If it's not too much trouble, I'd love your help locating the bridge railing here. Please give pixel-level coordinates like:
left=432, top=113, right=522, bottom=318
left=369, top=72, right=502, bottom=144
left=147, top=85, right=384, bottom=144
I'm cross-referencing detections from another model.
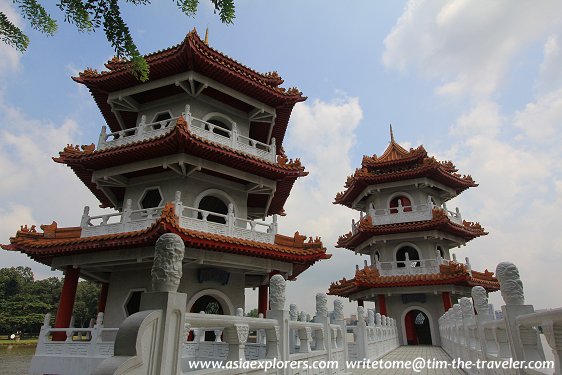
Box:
left=439, top=261, right=562, bottom=375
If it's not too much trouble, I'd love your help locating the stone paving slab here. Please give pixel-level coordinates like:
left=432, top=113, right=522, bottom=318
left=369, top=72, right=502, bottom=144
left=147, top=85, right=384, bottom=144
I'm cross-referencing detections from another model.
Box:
left=349, top=346, right=465, bottom=375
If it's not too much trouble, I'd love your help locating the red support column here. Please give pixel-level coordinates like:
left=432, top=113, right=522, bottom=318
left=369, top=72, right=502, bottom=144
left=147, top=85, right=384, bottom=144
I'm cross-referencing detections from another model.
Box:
left=442, top=291, right=452, bottom=311
left=97, top=283, right=109, bottom=314
left=357, top=299, right=364, bottom=307
left=258, top=285, right=268, bottom=318
left=377, top=295, right=387, bottom=316
left=53, top=266, right=80, bottom=341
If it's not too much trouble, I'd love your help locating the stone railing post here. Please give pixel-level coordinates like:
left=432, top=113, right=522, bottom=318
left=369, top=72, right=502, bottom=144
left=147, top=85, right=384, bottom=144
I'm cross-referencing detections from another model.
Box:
left=332, top=299, right=348, bottom=365
left=223, top=323, right=249, bottom=361
left=472, top=286, right=492, bottom=361
left=98, top=126, right=107, bottom=149
left=267, top=275, right=289, bottom=369
left=36, top=313, right=51, bottom=355
left=81, top=206, right=91, bottom=228
left=314, top=293, right=331, bottom=365
left=460, top=297, right=476, bottom=361
left=231, top=123, right=238, bottom=148
left=497, top=262, right=545, bottom=371
left=93, top=233, right=187, bottom=375
left=183, top=104, right=191, bottom=131
left=137, top=115, right=146, bottom=137
left=121, top=199, right=132, bottom=227
left=173, top=191, right=183, bottom=218
left=355, top=306, right=369, bottom=360
left=270, top=137, right=277, bottom=163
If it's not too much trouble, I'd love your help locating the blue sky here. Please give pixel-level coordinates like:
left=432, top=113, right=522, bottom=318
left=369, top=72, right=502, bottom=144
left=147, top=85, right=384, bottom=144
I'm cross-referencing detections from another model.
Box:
left=1, top=0, right=562, bottom=316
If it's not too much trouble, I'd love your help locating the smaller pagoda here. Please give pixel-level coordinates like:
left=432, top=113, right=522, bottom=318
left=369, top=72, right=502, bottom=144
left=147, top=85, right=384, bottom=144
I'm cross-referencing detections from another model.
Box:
left=329, top=127, right=499, bottom=346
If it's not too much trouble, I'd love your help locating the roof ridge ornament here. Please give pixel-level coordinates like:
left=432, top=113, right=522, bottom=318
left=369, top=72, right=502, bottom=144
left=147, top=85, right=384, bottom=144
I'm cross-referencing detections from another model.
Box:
left=390, top=124, right=395, bottom=143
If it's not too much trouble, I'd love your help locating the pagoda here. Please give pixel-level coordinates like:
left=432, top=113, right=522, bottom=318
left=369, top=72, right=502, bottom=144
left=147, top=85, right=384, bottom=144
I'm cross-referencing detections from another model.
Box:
left=2, top=30, right=330, bottom=335
left=328, top=128, right=499, bottom=346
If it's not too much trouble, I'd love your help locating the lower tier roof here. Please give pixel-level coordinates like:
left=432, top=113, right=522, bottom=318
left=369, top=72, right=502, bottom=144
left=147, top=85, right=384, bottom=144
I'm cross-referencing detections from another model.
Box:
left=328, top=262, right=499, bottom=297
left=2, top=203, right=330, bottom=280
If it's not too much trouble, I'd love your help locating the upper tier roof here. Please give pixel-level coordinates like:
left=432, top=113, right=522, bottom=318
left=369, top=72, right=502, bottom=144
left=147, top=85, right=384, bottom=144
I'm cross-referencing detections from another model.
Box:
left=53, top=116, right=306, bottom=214
left=328, top=262, right=499, bottom=297
left=337, top=208, right=487, bottom=250
left=334, top=129, right=477, bottom=207
left=72, top=29, right=306, bottom=149
left=2, top=204, right=330, bottom=280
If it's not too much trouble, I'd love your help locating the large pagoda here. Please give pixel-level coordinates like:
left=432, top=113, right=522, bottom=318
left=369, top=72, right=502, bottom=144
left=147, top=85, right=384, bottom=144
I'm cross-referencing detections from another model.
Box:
left=2, top=30, right=330, bottom=335
left=328, top=128, right=499, bottom=346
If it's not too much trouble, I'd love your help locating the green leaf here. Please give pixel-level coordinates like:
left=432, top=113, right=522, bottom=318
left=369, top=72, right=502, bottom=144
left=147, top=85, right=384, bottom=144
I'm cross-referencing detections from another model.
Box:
left=14, top=0, right=58, bottom=35
left=0, top=12, right=29, bottom=52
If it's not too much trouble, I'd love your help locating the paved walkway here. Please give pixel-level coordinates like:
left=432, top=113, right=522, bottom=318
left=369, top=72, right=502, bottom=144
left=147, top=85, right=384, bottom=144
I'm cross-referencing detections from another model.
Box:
left=350, top=346, right=465, bottom=375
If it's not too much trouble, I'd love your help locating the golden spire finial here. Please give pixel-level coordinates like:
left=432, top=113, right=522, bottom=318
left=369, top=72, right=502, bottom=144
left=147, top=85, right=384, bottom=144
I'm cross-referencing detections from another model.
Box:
left=390, top=124, right=395, bottom=143
left=204, top=27, right=209, bottom=45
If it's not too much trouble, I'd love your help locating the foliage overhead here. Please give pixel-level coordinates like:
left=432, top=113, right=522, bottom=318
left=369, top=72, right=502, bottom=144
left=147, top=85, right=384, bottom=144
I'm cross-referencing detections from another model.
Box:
left=0, top=0, right=236, bottom=81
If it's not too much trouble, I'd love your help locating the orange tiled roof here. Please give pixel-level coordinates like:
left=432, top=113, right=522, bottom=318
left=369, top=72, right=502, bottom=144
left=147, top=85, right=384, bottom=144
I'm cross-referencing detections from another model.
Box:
left=334, top=140, right=477, bottom=208
left=328, top=262, right=500, bottom=297
left=72, top=29, right=305, bottom=148
left=53, top=116, right=306, bottom=213
left=337, top=208, right=487, bottom=250
left=2, top=204, right=330, bottom=280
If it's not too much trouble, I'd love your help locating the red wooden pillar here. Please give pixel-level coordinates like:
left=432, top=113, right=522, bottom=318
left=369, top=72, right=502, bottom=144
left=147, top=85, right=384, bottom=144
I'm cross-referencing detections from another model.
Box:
left=53, top=266, right=80, bottom=341
left=258, top=285, right=268, bottom=318
left=97, top=283, right=109, bottom=314
left=357, top=299, right=364, bottom=307
left=377, top=295, right=387, bottom=316
left=442, top=291, right=452, bottom=311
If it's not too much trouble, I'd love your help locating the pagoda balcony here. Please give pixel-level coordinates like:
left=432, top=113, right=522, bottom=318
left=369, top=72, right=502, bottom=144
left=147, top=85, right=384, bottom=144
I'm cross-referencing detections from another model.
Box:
left=80, top=191, right=277, bottom=243
left=371, top=252, right=471, bottom=277
left=351, top=200, right=463, bottom=233
left=97, top=105, right=277, bottom=163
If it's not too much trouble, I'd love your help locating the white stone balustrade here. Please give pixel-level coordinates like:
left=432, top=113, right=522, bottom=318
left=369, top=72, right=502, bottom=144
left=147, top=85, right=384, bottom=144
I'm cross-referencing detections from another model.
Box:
left=98, top=115, right=179, bottom=150
left=439, top=262, right=560, bottom=375
left=31, top=281, right=400, bottom=375
left=372, top=252, right=465, bottom=277
left=351, top=198, right=463, bottom=231
left=80, top=191, right=278, bottom=243
left=30, top=313, right=119, bottom=375
left=346, top=307, right=399, bottom=362
left=97, top=105, right=277, bottom=163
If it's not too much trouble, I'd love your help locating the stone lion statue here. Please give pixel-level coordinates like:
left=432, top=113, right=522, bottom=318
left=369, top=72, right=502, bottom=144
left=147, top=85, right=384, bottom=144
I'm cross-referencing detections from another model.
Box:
left=316, top=293, right=328, bottom=317
left=269, top=275, right=286, bottom=310
left=333, top=300, right=344, bottom=321
left=496, top=262, right=524, bottom=305
left=471, top=286, right=490, bottom=317
left=151, top=233, right=185, bottom=292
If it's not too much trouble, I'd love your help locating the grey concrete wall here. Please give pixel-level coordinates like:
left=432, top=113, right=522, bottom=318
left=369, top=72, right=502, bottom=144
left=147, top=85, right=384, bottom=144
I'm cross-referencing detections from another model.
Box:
left=123, top=174, right=249, bottom=219
left=136, top=94, right=251, bottom=138
left=103, top=263, right=246, bottom=328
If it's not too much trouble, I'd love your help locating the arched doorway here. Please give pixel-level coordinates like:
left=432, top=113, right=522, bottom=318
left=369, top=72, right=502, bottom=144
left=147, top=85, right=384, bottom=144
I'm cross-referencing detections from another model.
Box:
left=389, top=195, right=412, bottom=213
left=190, top=295, right=224, bottom=314
left=198, top=195, right=229, bottom=224
left=190, top=295, right=224, bottom=341
left=404, top=309, right=432, bottom=345
left=396, top=246, right=420, bottom=268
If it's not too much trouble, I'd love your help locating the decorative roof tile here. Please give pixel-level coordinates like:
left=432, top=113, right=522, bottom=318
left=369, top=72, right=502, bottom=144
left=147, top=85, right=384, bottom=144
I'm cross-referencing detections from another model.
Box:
left=328, top=262, right=500, bottom=297
left=2, top=204, right=330, bottom=279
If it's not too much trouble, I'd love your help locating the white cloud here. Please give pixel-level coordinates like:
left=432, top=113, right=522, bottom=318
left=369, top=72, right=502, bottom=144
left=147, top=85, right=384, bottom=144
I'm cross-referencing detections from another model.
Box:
left=384, top=0, right=562, bottom=310
left=383, top=0, right=562, bottom=99
left=272, top=96, right=367, bottom=315
left=537, top=35, right=562, bottom=95
left=443, top=100, right=561, bottom=310
left=514, top=88, right=562, bottom=142
left=0, top=95, right=107, bottom=278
